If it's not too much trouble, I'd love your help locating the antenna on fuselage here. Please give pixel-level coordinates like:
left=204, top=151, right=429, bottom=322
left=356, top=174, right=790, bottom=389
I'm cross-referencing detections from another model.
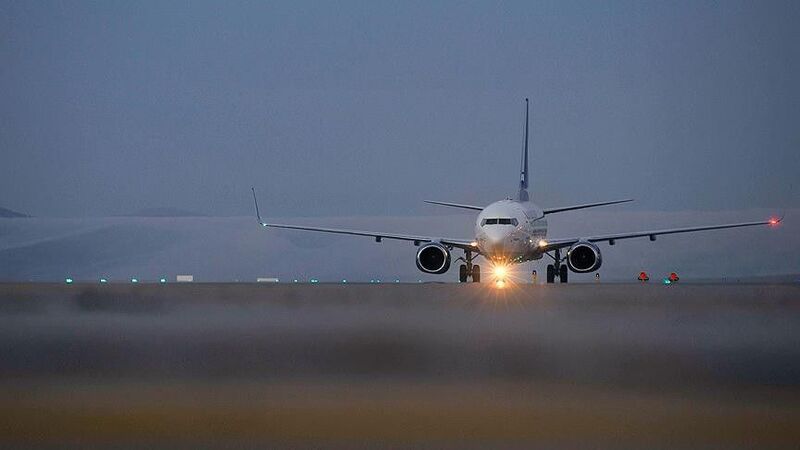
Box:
left=518, top=98, right=530, bottom=202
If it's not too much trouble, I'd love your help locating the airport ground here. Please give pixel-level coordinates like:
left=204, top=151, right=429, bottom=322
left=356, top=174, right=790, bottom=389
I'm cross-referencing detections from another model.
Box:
left=1, top=282, right=799, bottom=448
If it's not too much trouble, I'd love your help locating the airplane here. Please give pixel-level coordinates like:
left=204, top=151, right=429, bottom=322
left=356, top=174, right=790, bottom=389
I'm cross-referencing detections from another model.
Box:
left=251, top=99, right=782, bottom=285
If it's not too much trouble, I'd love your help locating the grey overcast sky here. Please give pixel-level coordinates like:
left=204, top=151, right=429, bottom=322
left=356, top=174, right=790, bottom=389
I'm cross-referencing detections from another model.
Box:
left=1, top=0, right=798, bottom=218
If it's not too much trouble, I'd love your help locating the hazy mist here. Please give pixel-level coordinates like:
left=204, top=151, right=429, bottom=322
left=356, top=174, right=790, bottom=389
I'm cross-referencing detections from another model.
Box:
left=1, top=1, right=798, bottom=280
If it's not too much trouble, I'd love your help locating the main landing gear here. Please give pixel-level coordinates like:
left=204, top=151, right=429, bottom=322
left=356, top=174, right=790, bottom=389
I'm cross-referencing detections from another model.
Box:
left=545, top=248, right=569, bottom=284
left=457, top=249, right=481, bottom=283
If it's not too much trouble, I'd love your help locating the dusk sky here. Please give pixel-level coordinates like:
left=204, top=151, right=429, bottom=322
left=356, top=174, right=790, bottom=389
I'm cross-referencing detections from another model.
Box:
left=2, top=1, right=798, bottom=218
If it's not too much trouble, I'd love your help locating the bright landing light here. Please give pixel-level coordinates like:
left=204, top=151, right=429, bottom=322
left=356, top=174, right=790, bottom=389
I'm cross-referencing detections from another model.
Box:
left=490, top=263, right=513, bottom=289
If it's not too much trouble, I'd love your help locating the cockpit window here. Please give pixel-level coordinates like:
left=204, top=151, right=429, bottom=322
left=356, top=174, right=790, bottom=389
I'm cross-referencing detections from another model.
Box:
left=481, top=218, right=517, bottom=226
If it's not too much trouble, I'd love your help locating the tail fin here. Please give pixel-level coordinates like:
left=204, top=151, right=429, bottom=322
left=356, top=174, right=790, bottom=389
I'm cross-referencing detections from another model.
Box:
left=518, top=98, right=530, bottom=201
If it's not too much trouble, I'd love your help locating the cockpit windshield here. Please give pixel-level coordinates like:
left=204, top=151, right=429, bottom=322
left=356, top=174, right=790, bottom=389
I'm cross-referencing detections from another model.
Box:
left=481, top=218, right=518, bottom=226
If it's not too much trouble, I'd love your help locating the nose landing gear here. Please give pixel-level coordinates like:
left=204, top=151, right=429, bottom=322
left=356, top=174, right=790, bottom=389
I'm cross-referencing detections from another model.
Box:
left=544, top=248, right=569, bottom=284
left=457, top=250, right=481, bottom=283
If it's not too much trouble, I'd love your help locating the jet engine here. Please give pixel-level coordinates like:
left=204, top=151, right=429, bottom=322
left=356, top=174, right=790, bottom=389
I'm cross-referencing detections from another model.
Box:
left=415, top=243, right=451, bottom=274
left=566, top=241, right=602, bottom=273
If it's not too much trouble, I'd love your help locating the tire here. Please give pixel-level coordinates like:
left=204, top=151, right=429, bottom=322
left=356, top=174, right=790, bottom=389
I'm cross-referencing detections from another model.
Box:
left=471, top=265, right=481, bottom=283
left=459, top=264, right=468, bottom=283
left=546, top=264, right=555, bottom=283
left=560, top=264, right=568, bottom=283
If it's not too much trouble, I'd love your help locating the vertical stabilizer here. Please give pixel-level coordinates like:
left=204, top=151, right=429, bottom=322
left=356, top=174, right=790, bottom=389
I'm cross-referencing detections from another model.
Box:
left=518, top=98, right=530, bottom=201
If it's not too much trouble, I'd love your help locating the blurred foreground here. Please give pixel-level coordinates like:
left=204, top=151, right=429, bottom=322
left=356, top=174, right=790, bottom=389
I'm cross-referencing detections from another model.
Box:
left=1, top=283, right=799, bottom=448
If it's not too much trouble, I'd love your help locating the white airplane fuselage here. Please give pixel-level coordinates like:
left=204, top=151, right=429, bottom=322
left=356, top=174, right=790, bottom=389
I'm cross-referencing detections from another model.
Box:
left=474, top=199, right=548, bottom=263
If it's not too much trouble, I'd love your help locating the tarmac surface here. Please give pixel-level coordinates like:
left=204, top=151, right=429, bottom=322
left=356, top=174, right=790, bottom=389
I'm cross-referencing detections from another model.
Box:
left=1, top=282, right=799, bottom=448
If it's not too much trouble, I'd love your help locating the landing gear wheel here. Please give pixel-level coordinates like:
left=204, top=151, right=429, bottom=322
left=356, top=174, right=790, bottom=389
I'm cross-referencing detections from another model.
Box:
left=471, top=265, right=481, bottom=283
left=559, top=264, right=569, bottom=283
left=459, top=264, right=468, bottom=283
left=546, top=264, right=555, bottom=284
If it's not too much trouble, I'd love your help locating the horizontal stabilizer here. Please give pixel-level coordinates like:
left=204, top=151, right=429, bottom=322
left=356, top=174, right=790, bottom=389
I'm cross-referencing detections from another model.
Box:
left=543, top=198, right=633, bottom=215
left=424, top=200, right=484, bottom=211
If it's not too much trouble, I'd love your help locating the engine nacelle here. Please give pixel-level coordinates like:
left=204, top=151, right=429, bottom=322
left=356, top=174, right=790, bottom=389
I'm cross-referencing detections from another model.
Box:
left=415, top=243, right=451, bottom=274
left=567, top=241, right=602, bottom=273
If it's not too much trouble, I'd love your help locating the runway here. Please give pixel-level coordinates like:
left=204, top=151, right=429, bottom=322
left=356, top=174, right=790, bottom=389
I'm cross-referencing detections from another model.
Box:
left=1, top=282, right=799, bottom=448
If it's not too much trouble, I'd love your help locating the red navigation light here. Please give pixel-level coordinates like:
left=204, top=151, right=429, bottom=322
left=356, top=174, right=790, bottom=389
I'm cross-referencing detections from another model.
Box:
left=638, top=271, right=649, bottom=281
left=668, top=272, right=679, bottom=282
left=768, top=217, right=781, bottom=226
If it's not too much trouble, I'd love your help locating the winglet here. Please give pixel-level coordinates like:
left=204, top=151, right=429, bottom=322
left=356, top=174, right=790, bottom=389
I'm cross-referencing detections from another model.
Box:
left=251, top=187, right=265, bottom=226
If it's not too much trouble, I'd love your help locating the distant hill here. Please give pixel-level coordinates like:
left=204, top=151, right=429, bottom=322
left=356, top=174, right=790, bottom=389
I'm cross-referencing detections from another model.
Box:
left=124, top=207, right=208, bottom=218
left=0, top=207, right=29, bottom=218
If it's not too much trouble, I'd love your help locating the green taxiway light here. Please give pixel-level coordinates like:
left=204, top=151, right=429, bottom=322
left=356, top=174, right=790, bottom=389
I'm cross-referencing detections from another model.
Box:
left=99, top=278, right=108, bottom=284
left=663, top=278, right=671, bottom=285
left=342, top=279, right=347, bottom=283
left=65, top=278, right=73, bottom=284
left=159, top=278, right=167, bottom=283
left=131, top=278, right=139, bottom=283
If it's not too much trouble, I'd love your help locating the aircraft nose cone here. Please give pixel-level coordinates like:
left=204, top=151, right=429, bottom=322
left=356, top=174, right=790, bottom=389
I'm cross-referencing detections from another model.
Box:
left=483, top=233, right=507, bottom=255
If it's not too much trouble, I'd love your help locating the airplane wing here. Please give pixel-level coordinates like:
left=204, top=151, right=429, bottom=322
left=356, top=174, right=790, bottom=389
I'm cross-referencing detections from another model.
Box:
left=542, top=198, right=634, bottom=214
left=252, top=189, right=478, bottom=251
left=540, top=217, right=782, bottom=252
